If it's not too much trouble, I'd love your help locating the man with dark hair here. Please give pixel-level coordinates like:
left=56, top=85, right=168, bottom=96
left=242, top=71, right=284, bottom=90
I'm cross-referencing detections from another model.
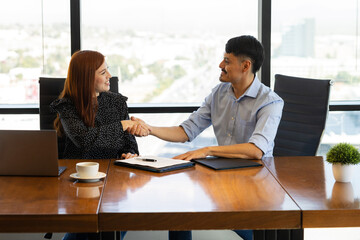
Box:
left=131, top=35, right=284, bottom=240
left=225, top=35, right=264, bottom=74
left=133, top=35, right=283, bottom=161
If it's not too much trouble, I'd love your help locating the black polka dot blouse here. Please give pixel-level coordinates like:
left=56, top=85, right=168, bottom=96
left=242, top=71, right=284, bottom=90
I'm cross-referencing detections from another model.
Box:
left=50, top=91, right=139, bottom=159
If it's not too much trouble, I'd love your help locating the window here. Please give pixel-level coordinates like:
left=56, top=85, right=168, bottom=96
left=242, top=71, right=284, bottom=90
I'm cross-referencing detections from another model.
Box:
left=1, top=0, right=359, bottom=158
left=272, top=0, right=360, bottom=151
left=272, top=0, right=360, bottom=101
left=319, top=111, right=360, bottom=156
left=0, top=0, right=70, bottom=105
left=0, top=114, right=39, bottom=130
left=42, top=1, right=71, bottom=77
left=81, top=0, right=258, bottom=104
left=134, top=113, right=217, bottom=157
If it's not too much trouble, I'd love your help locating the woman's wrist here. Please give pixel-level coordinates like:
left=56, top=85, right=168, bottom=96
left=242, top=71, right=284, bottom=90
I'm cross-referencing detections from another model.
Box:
left=121, top=120, right=130, bottom=131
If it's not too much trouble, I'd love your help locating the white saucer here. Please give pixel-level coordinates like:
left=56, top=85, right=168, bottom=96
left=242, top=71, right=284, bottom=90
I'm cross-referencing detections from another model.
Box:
left=70, top=172, right=106, bottom=182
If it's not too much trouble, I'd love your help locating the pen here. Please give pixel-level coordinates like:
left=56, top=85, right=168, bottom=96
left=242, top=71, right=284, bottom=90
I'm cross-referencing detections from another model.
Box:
left=142, top=158, right=157, bottom=162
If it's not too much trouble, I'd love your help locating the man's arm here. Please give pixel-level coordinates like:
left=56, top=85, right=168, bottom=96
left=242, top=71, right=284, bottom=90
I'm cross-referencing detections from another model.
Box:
left=174, top=97, right=283, bottom=161
left=150, top=126, right=189, bottom=142
left=130, top=116, right=189, bottom=142
left=173, top=143, right=263, bottom=161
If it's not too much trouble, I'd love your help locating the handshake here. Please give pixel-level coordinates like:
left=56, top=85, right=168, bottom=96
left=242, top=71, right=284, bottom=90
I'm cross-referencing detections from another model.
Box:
left=122, top=116, right=151, bottom=137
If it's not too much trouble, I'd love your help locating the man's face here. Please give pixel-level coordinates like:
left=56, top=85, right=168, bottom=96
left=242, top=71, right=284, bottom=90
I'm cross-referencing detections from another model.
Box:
left=218, top=53, right=244, bottom=83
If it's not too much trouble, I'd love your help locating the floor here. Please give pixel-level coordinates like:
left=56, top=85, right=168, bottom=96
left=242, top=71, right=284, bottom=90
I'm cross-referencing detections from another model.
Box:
left=2, top=229, right=360, bottom=240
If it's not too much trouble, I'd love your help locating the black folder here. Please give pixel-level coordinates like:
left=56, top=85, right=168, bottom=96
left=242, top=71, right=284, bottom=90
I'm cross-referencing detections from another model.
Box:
left=191, top=157, right=262, bottom=170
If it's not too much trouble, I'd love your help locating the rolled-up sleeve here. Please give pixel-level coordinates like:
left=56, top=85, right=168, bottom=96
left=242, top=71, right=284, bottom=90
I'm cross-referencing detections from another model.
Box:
left=180, top=93, right=213, bottom=142
left=249, top=99, right=284, bottom=156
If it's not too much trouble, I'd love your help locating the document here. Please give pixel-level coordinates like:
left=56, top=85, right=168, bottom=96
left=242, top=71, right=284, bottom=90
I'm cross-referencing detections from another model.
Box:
left=114, top=156, right=195, bottom=173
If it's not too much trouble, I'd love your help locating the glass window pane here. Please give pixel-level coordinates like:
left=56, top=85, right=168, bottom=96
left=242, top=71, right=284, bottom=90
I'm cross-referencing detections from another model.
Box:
left=0, top=0, right=70, bottom=105
left=81, top=0, right=258, bottom=104
left=0, top=0, right=42, bottom=104
left=272, top=0, right=360, bottom=101
left=42, top=1, right=71, bottom=77
left=132, top=113, right=217, bottom=157
left=319, top=111, right=360, bottom=156
left=0, top=115, right=39, bottom=130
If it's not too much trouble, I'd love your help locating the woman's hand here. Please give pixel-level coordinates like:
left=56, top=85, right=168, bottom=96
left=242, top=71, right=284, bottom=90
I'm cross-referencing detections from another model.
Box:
left=121, top=152, right=138, bottom=159
left=121, top=119, right=150, bottom=136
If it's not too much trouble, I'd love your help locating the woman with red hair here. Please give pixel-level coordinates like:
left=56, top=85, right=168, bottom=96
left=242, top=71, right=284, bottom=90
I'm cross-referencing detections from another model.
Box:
left=51, top=50, right=149, bottom=240
left=51, top=50, right=188, bottom=240
left=51, top=50, right=147, bottom=160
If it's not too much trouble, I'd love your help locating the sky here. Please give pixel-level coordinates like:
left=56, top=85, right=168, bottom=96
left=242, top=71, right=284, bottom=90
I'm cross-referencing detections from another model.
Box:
left=0, top=0, right=359, bottom=35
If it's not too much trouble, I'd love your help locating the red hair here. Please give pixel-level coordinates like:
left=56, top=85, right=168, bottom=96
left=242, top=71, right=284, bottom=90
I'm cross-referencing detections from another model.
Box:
left=54, top=50, right=105, bottom=135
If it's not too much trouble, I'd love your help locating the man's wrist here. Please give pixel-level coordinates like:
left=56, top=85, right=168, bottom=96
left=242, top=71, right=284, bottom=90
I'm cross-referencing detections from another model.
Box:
left=149, top=126, right=156, bottom=136
left=205, top=146, right=213, bottom=156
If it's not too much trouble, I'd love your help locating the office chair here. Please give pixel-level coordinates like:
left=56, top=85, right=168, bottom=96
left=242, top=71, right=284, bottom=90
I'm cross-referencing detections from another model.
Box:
left=253, top=74, right=332, bottom=240
left=39, top=76, right=119, bottom=158
left=273, top=74, right=332, bottom=156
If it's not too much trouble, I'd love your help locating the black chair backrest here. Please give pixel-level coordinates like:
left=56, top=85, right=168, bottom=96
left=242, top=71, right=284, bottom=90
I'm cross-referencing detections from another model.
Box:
left=39, top=78, right=66, bottom=130
left=273, top=74, right=332, bottom=156
left=39, top=77, right=119, bottom=158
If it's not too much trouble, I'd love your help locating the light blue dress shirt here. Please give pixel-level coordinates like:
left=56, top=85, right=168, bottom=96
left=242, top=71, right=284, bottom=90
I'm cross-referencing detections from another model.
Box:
left=180, top=76, right=284, bottom=157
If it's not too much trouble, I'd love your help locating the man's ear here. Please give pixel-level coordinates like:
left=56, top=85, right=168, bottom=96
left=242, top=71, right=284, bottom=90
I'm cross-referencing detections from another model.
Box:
left=242, top=59, right=252, bottom=73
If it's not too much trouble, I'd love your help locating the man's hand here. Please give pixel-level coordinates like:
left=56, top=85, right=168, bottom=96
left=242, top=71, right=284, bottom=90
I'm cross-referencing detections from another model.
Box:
left=173, top=147, right=209, bottom=161
left=130, top=116, right=146, bottom=125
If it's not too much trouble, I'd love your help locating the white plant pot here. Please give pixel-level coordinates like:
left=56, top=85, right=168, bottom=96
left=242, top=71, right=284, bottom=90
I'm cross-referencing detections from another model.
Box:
left=332, top=163, right=354, bottom=182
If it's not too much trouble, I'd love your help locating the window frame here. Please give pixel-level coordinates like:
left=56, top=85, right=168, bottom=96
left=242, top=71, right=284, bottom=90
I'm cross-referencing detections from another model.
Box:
left=0, top=0, right=359, bottom=115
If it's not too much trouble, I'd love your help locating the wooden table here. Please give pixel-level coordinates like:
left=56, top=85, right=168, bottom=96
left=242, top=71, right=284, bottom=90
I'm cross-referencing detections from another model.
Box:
left=263, top=156, right=360, bottom=228
left=99, top=160, right=301, bottom=232
left=0, top=159, right=110, bottom=233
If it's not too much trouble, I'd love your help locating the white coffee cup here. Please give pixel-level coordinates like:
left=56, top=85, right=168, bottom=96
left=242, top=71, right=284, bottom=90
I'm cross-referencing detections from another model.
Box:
left=76, top=162, right=99, bottom=178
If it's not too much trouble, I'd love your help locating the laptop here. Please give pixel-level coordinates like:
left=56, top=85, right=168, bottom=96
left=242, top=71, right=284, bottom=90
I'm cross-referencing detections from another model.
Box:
left=0, top=130, right=66, bottom=176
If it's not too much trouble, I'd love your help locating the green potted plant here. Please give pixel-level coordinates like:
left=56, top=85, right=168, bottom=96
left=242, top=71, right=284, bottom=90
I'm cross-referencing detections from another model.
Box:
left=326, top=143, right=360, bottom=182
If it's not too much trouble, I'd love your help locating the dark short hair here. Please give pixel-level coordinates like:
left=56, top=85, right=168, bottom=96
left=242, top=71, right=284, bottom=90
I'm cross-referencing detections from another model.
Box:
left=225, top=35, right=264, bottom=74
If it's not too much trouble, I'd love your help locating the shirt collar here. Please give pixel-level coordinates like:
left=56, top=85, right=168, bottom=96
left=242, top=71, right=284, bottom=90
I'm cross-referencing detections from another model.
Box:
left=227, top=75, right=261, bottom=101
left=245, top=75, right=260, bottom=98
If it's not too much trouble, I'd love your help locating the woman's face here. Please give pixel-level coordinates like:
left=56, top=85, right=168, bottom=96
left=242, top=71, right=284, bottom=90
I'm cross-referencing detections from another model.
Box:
left=94, top=60, right=112, bottom=96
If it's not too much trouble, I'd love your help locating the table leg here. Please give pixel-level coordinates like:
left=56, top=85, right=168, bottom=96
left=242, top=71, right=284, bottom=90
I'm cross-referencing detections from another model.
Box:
left=99, top=231, right=115, bottom=240
left=254, top=229, right=303, bottom=240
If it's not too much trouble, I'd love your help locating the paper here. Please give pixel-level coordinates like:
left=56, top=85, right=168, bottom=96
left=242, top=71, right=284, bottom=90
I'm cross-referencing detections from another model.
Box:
left=115, top=156, right=190, bottom=168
